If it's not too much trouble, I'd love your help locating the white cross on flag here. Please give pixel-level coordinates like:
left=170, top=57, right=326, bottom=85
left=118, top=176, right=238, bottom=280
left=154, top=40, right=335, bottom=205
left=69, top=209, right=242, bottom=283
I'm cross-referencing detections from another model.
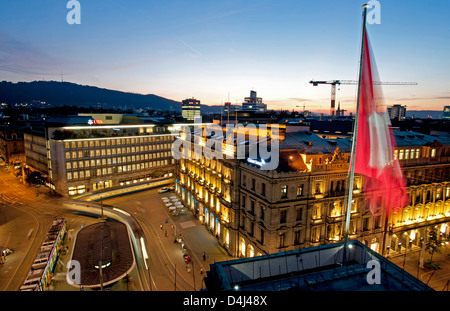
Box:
left=353, top=29, right=409, bottom=216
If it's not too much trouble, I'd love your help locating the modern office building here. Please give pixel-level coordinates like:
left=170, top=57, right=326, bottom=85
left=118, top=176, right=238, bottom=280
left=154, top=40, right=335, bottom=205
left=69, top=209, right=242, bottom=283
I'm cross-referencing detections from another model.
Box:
left=182, top=98, right=201, bottom=122
left=223, top=102, right=240, bottom=116
left=443, top=106, right=450, bottom=120
left=23, top=113, right=177, bottom=197
left=241, top=90, right=267, bottom=113
left=175, top=125, right=450, bottom=259
left=387, top=104, right=407, bottom=120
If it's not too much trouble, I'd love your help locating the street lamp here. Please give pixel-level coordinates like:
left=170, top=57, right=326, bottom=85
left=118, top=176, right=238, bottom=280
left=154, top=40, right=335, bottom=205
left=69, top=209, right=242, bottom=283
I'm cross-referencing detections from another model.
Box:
left=419, top=228, right=428, bottom=268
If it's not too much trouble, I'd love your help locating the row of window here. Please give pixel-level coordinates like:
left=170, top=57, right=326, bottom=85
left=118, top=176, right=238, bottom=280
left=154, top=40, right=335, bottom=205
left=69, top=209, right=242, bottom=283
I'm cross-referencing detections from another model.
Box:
left=243, top=177, right=353, bottom=200
left=405, top=167, right=450, bottom=185
left=412, top=186, right=450, bottom=203
left=241, top=194, right=304, bottom=224
left=395, top=148, right=421, bottom=160
left=241, top=221, right=358, bottom=251
left=66, top=159, right=171, bottom=180
left=394, top=147, right=443, bottom=160
left=63, top=135, right=174, bottom=149
left=242, top=176, right=305, bottom=199
left=242, top=215, right=374, bottom=251
left=65, top=152, right=172, bottom=170
left=64, top=144, right=172, bottom=160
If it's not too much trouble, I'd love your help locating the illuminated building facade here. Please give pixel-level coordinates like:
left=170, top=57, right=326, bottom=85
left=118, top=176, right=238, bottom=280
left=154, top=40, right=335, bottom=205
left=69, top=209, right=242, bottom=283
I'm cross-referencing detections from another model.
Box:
left=182, top=98, right=201, bottom=122
left=444, top=106, right=450, bottom=120
left=24, top=114, right=177, bottom=196
left=175, top=127, right=450, bottom=258
left=0, top=126, right=25, bottom=169
left=387, top=104, right=407, bottom=120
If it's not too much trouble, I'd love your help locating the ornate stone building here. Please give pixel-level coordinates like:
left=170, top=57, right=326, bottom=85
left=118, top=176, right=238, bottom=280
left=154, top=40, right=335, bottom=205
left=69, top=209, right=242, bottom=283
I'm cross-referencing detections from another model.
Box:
left=176, top=127, right=450, bottom=258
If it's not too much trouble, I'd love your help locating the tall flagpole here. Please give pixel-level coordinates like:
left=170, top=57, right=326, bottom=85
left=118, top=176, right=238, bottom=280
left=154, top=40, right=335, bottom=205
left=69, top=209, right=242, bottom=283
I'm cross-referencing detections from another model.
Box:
left=343, top=4, right=369, bottom=265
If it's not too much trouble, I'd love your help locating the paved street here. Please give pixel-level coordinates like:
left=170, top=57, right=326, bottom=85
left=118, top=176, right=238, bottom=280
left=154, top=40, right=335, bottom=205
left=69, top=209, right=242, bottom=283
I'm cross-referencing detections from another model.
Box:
left=2, top=167, right=448, bottom=292
left=388, top=243, right=450, bottom=291
left=0, top=170, right=67, bottom=291
left=0, top=168, right=234, bottom=291
left=103, top=188, right=235, bottom=291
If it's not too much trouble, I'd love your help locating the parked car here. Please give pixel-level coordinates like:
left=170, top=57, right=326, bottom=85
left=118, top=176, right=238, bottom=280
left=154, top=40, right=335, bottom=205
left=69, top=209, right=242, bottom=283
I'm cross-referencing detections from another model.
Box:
left=158, top=187, right=170, bottom=193
left=169, top=186, right=175, bottom=191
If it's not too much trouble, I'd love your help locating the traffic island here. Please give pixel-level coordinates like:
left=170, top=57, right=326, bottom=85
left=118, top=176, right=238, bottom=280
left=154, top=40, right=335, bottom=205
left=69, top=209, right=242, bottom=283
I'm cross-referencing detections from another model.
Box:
left=68, top=220, right=135, bottom=289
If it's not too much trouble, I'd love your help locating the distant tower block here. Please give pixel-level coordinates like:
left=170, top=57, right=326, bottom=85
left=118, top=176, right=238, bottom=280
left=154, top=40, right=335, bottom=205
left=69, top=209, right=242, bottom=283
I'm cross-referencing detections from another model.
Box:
left=182, top=98, right=201, bottom=122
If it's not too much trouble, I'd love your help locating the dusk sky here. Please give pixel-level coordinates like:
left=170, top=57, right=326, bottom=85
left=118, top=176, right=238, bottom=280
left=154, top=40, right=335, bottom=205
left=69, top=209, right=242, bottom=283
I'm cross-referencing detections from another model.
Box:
left=1, top=0, right=449, bottom=114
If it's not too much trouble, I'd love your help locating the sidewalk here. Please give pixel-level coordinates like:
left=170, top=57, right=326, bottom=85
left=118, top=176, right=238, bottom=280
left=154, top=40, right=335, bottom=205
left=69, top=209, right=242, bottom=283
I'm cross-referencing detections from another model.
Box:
left=388, top=243, right=450, bottom=291
left=144, top=192, right=235, bottom=291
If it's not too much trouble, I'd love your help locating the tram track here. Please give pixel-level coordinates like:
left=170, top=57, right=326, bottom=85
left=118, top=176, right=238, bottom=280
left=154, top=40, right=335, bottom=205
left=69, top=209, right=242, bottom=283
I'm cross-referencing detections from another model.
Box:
left=101, top=191, right=196, bottom=291
left=134, top=213, right=195, bottom=291
left=0, top=170, right=77, bottom=291
left=0, top=190, right=65, bottom=290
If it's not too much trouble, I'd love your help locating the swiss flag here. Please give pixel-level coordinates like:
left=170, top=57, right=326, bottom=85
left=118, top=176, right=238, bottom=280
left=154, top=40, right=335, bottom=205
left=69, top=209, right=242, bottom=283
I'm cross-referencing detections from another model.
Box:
left=353, top=29, right=409, bottom=216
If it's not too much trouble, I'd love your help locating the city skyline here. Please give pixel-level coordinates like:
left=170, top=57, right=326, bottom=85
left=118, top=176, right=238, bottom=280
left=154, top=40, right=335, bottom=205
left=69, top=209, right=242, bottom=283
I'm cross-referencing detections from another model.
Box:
left=0, top=1, right=449, bottom=114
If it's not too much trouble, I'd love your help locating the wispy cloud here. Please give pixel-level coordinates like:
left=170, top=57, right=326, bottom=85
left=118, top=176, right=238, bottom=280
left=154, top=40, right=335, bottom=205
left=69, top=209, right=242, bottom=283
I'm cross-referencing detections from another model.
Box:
left=173, top=7, right=251, bottom=30
left=288, top=97, right=310, bottom=102
left=0, top=33, right=158, bottom=83
left=175, top=36, right=217, bottom=66
left=176, top=37, right=203, bottom=57
left=395, top=95, right=450, bottom=101
left=0, top=33, right=62, bottom=77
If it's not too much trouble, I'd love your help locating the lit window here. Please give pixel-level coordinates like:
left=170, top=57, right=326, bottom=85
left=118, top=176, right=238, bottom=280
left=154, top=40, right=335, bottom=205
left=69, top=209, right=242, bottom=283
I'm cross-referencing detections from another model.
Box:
left=297, top=185, right=303, bottom=197
left=281, top=185, right=288, bottom=198
left=431, top=149, right=436, bottom=158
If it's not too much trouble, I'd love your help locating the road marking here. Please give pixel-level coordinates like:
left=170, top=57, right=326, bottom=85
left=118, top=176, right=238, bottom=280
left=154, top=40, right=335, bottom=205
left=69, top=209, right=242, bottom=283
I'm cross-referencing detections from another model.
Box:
left=27, top=228, right=34, bottom=238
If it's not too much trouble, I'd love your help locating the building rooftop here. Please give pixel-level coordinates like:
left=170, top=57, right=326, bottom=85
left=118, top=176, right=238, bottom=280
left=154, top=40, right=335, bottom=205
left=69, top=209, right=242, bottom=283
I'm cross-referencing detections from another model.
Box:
left=393, top=130, right=450, bottom=147
left=280, top=131, right=351, bottom=154
left=204, top=240, right=433, bottom=291
left=45, top=115, right=93, bottom=126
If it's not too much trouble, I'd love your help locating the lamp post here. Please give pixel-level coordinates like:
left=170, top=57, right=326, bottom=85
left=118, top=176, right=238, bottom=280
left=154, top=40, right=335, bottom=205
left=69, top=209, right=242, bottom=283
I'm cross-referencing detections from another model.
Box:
left=419, top=228, right=428, bottom=268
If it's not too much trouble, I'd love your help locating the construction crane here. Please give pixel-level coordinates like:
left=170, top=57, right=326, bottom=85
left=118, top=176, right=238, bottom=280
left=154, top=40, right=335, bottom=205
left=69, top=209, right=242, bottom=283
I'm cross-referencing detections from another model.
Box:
left=309, top=80, right=418, bottom=118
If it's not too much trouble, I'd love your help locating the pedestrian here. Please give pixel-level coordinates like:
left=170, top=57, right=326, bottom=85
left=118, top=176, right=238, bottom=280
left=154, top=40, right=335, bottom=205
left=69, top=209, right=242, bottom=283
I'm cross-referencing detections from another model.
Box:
left=202, top=251, right=206, bottom=261
left=200, top=265, right=204, bottom=275
left=160, top=224, right=163, bottom=231
left=164, top=230, right=167, bottom=237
